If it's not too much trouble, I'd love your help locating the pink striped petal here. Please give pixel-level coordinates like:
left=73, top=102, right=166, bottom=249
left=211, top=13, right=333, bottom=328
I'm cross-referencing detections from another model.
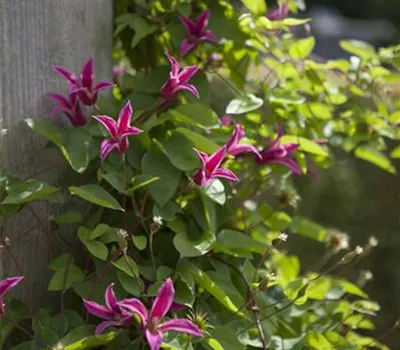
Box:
left=118, top=298, right=148, bottom=326
left=159, top=319, right=203, bottom=337
left=178, top=65, right=199, bottom=84
left=71, top=102, right=87, bottom=126
left=100, top=140, right=119, bottom=161
left=229, top=144, right=261, bottom=158
left=104, top=283, right=119, bottom=313
left=83, top=300, right=113, bottom=320
left=206, top=146, right=226, bottom=174
left=226, top=124, right=244, bottom=151
left=194, top=149, right=208, bottom=166
left=179, top=39, right=196, bottom=57
left=120, top=126, right=143, bottom=138
left=166, top=54, right=180, bottom=77
left=94, top=81, right=114, bottom=92
left=179, top=84, right=199, bottom=98
left=150, top=278, right=174, bottom=320
left=47, top=93, right=72, bottom=110
left=117, top=101, right=133, bottom=133
left=179, top=16, right=196, bottom=33
left=201, top=30, right=217, bottom=42
left=145, top=329, right=163, bottom=350
left=194, top=9, right=210, bottom=34
left=95, top=321, right=123, bottom=335
left=93, top=116, right=118, bottom=138
left=0, top=277, right=23, bottom=298
left=193, top=169, right=208, bottom=186
left=52, top=66, right=77, bottom=85
left=118, top=136, right=129, bottom=155
left=213, top=168, right=239, bottom=182
left=269, top=158, right=302, bottom=175
left=81, top=58, right=94, bottom=89
left=283, top=143, right=300, bottom=154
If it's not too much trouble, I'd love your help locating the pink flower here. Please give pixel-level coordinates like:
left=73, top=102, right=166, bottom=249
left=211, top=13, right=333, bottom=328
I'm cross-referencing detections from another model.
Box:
left=160, top=54, right=199, bottom=100
left=84, top=283, right=133, bottom=335
left=0, top=276, right=23, bottom=315
left=53, top=58, right=114, bottom=106
left=193, top=146, right=239, bottom=186
left=225, top=124, right=261, bottom=158
left=256, top=126, right=301, bottom=175
left=48, top=88, right=86, bottom=126
left=179, top=9, right=217, bottom=57
left=220, top=114, right=232, bottom=126
left=93, top=101, right=143, bottom=161
left=119, top=278, right=202, bottom=350
left=267, top=2, right=289, bottom=21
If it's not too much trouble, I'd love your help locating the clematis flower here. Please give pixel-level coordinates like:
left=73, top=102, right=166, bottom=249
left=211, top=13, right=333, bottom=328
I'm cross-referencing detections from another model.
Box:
left=267, top=2, right=289, bottom=21
left=53, top=58, right=114, bottom=106
left=160, top=54, right=199, bottom=100
left=225, top=124, right=261, bottom=158
left=83, top=283, right=132, bottom=335
left=256, top=126, right=301, bottom=175
left=93, top=101, right=143, bottom=161
left=0, top=276, right=23, bottom=315
left=220, top=114, right=232, bottom=126
left=118, top=278, right=202, bottom=350
left=179, top=9, right=217, bottom=57
left=48, top=88, right=86, bottom=126
left=193, top=146, right=239, bottom=186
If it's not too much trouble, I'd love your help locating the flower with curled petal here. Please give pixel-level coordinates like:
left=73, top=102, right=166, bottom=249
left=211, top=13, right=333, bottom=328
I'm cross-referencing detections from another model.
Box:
left=0, top=277, right=24, bottom=315
left=179, top=9, right=217, bottom=57
left=225, top=124, right=261, bottom=159
left=160, top=54, right=199, bottom=100
left=93, top=101, right=142, bottom=161
left=53, top=58, right=114, bottom=106
left=118, top=278, right=202, bottom=350
left=83, top=283, right=132, bottom=335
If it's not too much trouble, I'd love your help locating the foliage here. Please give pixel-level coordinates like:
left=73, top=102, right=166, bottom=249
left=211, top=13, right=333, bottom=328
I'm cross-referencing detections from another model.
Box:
left=1, top=0, right=400, bottom=349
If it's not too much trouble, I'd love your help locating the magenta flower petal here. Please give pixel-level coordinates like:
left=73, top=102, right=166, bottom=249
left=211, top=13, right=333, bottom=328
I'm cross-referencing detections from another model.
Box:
left=104, top=284, right=120, bottom=314
left=47, top=93, right=71, bottom=110
left=83, top=300, right=113, bottom=320
left=118, top=298, right=148, bottom=325
left=213, top=168, right=239, bottom=182
left=179, top=84, right=200, bottom=98
left=81, top=58, right=94, bottom=89
left=100, top=140, right=119, bottom=161
left=95, top=321, right=123, bottom=335
left=193, top=169, right=207, bottom=186
left=93, top=116, right=118, bottom=138
left=269, top=158, right=302, bottom=175
left=120, top=126, right=143, bottom=138
left=220, top=115, right=232, bottom=126
left=73, top=102, right=87, bottom=126
left=166, top=54, right=180, bottom=77
left=194, top=9, right=210, bottom=34
left=94, top=81, right=115, bottom=92
left=178, top=66, right=199, bottom=85
left=225, top=124, right=244, bottom=151
left=145, top=329, right=163, bottom=350
left=180, top=39, right=196, bottom=57
left=194, top=149, right=208, bottom=166
left=283, top=143, right=300, bottom=154
left=205, top=146, right=226, bottom=174
left=0, top=277, right=23, bottom=298
left=150, top=278, right=174, bottom=320
left=117, top=101, right=133, bottom=134
left=229, top=144, right=261, bottom=158
left=52, top=66, right=77, bottom=85
left=179, top=15, right=196, bottom=32
left=159, top=319, right=203, bottom=337
left=201, top=30, right=217, bottom=42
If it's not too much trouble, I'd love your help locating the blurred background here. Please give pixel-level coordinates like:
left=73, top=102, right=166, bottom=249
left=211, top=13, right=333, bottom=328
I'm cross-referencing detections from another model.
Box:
left=291, top=0, right=400, bottom=347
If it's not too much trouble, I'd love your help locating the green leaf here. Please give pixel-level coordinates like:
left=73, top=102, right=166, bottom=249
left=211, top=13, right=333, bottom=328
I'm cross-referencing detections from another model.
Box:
left=32, top=309, right=59, bottom=346
left=48, top=265, right=84, bottom=291
left=355, top=145, right=396, bottom=174
left=269, top=89, right=306, bottom=105
left=214, top=230, right=265, bottom=257
left=81, top=240, right=108, bottom=260
left=2, top=179, right=60, bottom=205
left=335, top=279, right=368, bottom=299
left=390, top=145, right=400, bottom=158
left=117, top=271, right=143, bottom=297
left=163, top=132, right=200, bottom=171
left=289, top=37, right=316, bottom=59
left=131, top=17, right=157, bottom=48
left=141, top=145, right=182, bottom=207
left=240, top=0, right=266, bottom=15
left=283, top=18, right=312, bottom=26
left=306, top=331, right=334, bottom=350
left=51, top=212, right=82, bottom=224
left=49, top=254, right=73, bottom=271
left=226, top=94, right=264, bottom=115
left=340, top=40, right=376, bottom=59
left=169, top=220, right=215, bottom=257
left=69, top=185, right=124, bottom=211
left=61, top=128, right=92, bottom=173
left=90, top=224, right=114, bottom=240
left=102, top=173, right=126, bottom=193
left=290, top=216, right=328, bottom=242
left=202, top=179, right=226, bottom=205
left=167, top=103, right=219, bottom=128
left=175, top=127, right=219, bottom=154
left=280, top=135, right=328, bottom=157
left=132, top=235, right=148, bottom=251
left=112, top=256, right=139, bottom=277
left=126, top=174, right=160, bottom=193
left=25, top=118, right=64, bottom=144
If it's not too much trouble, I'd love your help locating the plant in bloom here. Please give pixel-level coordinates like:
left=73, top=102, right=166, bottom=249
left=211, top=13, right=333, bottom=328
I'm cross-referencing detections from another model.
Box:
left=0, top=276, right=23, bottom=315
left=83, top=283, right=132, bottom=334
left=53, top=58, right=114, bottom=106
left=256, top=126, right=301, bottom=175
left=160, top=54, right=199, bottom=100
left=267, top=2, right=289, bottom=21
left=193, top=146, right=239, bottom=186
left=118, top=278, right=202, bottom=350
left=48, top=88, right=86, bottom=126
left=179, top=9, right=217, bottom=57
left=225, top=124, right=261, bottom=158
left=93, top=100, right=142, bottom=161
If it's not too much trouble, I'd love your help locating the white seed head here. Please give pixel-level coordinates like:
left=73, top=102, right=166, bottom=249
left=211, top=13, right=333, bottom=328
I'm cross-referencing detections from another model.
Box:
left=0, top=129, right=8, bottom=136
left=153, top=216, right=163, bottom=226
left=368, top=236, right=379, bottom=247
left=279, top=233, right=288, bottom=242
left=355, top=246, right=364, bottom=255
left=117, top=229, right=128, bottom=238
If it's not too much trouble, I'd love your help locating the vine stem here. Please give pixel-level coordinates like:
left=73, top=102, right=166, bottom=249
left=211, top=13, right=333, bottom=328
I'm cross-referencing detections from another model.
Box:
left=2, top=315, right=35, bottom=341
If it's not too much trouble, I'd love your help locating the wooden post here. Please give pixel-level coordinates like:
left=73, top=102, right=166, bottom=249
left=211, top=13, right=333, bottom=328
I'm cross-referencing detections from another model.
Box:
left=0, top=0, right=112, bottom=310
